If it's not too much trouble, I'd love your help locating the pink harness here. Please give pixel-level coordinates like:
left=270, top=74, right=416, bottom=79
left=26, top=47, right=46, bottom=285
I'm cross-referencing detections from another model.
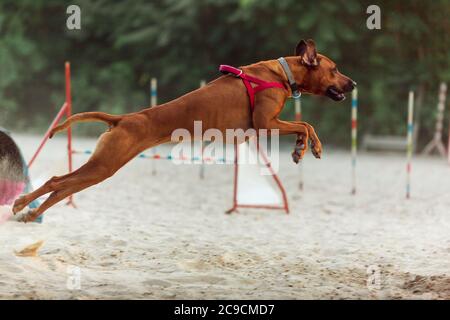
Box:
left=219, top=65, right=287, bottom=111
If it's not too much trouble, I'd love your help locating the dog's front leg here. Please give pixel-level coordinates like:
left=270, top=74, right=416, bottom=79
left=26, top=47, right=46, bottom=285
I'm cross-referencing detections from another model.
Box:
left=292, top=131, right=309, bottom=163
left=291, top=121, right=322, bottom=159
left=258, top=119, right=319, bottom=163
left=252, top=96, right=321, bottom=163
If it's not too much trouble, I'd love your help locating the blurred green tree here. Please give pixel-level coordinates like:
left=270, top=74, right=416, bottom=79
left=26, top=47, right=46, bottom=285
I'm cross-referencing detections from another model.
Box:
left=0, top=0, right=448, bottom=146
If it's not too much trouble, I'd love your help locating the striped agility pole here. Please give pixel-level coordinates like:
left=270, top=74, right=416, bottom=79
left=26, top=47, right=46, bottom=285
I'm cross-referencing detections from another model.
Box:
left=406, top=91, right=414, bottom=199
left=351, top=88, right=358, bottom=195
left=294, top=97, right=304, bottom=190
left=150, top=78, right=158, bottom=176
left=199, top=80, right=206, bottom=179
left=422, top=83, right=447, bottom=157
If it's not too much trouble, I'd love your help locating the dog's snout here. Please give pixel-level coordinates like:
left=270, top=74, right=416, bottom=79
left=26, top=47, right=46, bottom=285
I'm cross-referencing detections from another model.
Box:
left=343, top=79, right=356, bottom=92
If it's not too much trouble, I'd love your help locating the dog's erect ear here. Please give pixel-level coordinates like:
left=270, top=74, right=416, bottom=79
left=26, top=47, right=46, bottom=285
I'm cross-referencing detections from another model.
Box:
left=295, top=39, right=318, bottom=67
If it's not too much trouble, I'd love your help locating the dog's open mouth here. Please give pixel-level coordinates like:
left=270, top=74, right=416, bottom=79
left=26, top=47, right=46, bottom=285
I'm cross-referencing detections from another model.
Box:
left=326, top=86, right=345, bottom=101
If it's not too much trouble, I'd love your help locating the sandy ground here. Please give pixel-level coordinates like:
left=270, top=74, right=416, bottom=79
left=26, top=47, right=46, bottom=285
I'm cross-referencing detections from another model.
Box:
left=1, top=133, right=450, bottom=300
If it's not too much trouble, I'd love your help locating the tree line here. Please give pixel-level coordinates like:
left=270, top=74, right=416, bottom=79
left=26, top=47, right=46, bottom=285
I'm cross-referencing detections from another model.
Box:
left=0, top=0, right=449, bottom=146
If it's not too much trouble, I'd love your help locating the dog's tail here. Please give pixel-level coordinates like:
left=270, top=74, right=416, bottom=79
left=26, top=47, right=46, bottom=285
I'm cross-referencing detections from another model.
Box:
left=49, top=112, right=122, bottom=138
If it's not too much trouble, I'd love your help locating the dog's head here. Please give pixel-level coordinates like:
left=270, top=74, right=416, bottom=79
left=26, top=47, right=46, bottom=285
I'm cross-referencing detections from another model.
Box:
left=294, top=39, right=356, bottom=101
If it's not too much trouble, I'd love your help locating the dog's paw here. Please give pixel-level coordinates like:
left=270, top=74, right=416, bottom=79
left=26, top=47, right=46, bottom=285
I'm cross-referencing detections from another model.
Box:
left=18, top=210, right=38, bottom=223
left=310, top=140, right=322, bottom=159
left=12, top=196, right=28, bottom=215
left=291, top=151, right=300, bottom=164
left=292, top=138, right=307, bottom=164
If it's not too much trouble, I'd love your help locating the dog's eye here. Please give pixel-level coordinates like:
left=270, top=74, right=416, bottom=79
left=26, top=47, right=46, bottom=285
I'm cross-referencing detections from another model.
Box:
left=331, top=67, right=337, bottom=73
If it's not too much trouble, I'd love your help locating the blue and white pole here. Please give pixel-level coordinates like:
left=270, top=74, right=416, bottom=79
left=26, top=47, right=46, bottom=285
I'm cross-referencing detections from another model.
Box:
left=406, top=90, right=414, bottom=199
left=150, top=78, right=158, bottom=176
left=351, top=88, right=358, bottom=195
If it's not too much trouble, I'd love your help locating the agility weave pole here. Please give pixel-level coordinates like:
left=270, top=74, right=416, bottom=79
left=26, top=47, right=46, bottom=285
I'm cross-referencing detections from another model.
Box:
left=150, top=78, right=158, bottom=175
left=199, top=80, right=207, bottom=180
left=406, top=91, right=414, bottom=199
left=422, top=83, right=447, bottom=158
left=294, top=97, right=304, bottom=190
left=351, top=88, right=358, bottom=195
left=28, top=62, right=75, bottom=207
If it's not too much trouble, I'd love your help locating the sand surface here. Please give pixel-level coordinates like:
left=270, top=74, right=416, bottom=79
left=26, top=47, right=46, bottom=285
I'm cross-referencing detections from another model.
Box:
left=1, top=133, right=450, bottom=299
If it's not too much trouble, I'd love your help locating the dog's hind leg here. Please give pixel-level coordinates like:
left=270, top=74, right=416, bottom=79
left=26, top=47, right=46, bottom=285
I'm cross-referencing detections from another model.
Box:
left=18, top=162, right=111, bottom=222
left=13, top=127, right=145, bottom=218
left=12, top=171, right=80, bottom=214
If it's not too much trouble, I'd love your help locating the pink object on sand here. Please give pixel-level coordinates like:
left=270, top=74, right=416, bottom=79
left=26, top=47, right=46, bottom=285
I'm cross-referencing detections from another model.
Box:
left=0, top=179, right=25, bottom=206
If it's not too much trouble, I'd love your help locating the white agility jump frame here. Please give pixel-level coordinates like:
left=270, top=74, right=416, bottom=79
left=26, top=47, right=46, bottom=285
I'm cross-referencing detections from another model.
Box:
left=226, top=140, right=290, bottom=214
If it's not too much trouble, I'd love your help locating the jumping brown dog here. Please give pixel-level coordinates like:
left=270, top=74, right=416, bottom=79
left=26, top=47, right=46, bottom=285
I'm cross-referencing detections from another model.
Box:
left=13, top=39, right=355, bottom=221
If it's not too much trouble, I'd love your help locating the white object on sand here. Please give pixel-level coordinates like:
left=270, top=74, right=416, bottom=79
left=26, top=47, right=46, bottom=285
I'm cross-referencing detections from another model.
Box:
left=230, top=137, right=289, bottom=213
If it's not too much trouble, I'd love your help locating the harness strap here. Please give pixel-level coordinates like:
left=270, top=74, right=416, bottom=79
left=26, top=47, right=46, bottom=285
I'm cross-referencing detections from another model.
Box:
left=277, top=57, right=301, bottom=99
left=219, top=64, right=286, bottom=111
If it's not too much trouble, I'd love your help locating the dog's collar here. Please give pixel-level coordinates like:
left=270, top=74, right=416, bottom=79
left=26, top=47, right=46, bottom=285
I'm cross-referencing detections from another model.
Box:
left=277, top=57, right=301, bottom=99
